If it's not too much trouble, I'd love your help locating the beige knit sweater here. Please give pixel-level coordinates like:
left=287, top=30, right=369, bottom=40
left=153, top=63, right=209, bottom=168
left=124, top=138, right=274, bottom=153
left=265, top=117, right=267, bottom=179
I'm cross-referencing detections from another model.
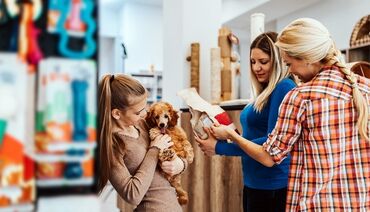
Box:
left=109, top=120, right=182, bottom=212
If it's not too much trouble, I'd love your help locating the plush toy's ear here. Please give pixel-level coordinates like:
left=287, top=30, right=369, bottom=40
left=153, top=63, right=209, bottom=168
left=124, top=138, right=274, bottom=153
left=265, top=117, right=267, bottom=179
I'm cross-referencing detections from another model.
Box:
left=167, top=103, right=179, bottom=127
left=145, top=107, right=156, bottom=127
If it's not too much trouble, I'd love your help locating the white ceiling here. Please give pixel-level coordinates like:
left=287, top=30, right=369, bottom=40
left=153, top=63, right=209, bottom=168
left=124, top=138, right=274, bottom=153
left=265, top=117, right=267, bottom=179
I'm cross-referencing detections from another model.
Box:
left=100, top=0, right=162, bottom=9
left=100, top=0, right=323, bottom=29
left=224, top=0, right=322, bottom=29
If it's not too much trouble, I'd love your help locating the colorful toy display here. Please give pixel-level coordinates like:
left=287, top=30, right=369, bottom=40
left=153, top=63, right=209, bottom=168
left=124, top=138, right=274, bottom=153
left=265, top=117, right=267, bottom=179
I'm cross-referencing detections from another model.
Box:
left=0, top=53, right=35, bottom=209
left=16, top=0, right=44, bottom=67
left=35, top=58, right=96, bottom=186
left=49, top=0, right=96, bottom=58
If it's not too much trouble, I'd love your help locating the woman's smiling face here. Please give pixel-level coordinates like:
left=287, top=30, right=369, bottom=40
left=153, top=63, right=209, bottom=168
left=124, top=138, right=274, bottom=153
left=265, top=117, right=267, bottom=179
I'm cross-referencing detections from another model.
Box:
left=250, top=48, right=272, bottom=84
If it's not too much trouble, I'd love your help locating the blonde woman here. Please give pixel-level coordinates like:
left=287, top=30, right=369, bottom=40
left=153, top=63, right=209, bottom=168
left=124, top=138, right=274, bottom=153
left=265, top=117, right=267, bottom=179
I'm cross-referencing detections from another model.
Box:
left=97, top=74, right=185, bottom=212
left=202, top=18, right=370, bottom=211
left=196, top=32, right=296, bottom=212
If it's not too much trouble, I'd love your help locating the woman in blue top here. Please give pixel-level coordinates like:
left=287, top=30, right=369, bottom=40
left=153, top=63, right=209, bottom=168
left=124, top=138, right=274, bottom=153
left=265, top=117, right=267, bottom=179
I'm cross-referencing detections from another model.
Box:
left=196, top=32, right=296, bottom=212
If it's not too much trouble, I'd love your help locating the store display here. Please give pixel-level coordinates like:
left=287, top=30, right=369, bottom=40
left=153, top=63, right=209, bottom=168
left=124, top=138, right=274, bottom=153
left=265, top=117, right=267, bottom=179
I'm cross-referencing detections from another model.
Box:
left=35, top=58, right=97, bottom=187
left=56, top=0, right=97, bottom=58
left=17, top=0, right=44, bottom=68
left=0, top=53, right=35, bottom=210
left=1, top=0, right=98, bottom=210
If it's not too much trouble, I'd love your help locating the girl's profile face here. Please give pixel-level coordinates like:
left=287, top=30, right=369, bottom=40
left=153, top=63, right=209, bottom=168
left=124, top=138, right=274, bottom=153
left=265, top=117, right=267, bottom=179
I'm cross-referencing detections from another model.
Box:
left=250, top=48, right=272, bottom=84
left=281, top=51, right=319, bottom=83
left=116, top=96, right=148, bottom=127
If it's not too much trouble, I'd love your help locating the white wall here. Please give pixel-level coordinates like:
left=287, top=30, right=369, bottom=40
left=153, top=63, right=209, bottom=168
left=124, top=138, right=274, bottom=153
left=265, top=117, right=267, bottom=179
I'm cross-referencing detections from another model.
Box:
left=99, top=6, right=123, bottom=77
left=227, top=0, right=368, bottom=98
left=228, top=19, right=277, bottom=99
left=162, top=0, right=222, bottom=108
left=99, top=6, right=120, bottom=37
left=100, top=0, right=369, bottom=96
left=121, top=3, right=163, bottom=73
left=276, top=0, right=370, bottom=50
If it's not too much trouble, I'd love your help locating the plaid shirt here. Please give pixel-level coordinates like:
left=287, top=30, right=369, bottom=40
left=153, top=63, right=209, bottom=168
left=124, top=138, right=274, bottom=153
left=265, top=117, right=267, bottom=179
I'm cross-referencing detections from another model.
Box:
left=263, top=66, right=370, bottom=211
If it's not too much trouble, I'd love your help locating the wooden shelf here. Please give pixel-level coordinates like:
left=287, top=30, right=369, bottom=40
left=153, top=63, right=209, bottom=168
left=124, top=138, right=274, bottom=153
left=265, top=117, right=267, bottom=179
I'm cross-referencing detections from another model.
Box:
left=131, top=71, right=162, bottom=103
left=341, top=44, right=370, bottom=63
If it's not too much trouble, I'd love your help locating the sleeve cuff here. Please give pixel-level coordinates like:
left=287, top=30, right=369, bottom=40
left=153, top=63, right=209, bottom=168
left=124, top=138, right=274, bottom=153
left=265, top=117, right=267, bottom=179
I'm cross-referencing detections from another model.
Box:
left=215, top=140, right=228, bottom=155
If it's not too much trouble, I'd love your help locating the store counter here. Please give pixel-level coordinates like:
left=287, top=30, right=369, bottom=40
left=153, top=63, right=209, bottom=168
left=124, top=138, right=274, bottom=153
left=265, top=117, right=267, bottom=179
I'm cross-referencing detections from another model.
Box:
left=179, top=103, right=245, bottom=212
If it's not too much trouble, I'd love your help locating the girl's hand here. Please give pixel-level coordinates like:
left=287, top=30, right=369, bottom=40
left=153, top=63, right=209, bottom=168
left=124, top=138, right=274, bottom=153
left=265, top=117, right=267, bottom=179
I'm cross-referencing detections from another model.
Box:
left=194, top=128, right=217, bottom=156
left=150, top=134, right=173, bottom=151
left=160, top=155, right=185, bottom=176
left=210, top=123, right=232, bottom=140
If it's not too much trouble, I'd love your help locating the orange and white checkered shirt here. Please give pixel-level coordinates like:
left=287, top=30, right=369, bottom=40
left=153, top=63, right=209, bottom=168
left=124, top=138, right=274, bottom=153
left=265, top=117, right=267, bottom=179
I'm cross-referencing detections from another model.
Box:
left=263, top=66, right=370, bottom=211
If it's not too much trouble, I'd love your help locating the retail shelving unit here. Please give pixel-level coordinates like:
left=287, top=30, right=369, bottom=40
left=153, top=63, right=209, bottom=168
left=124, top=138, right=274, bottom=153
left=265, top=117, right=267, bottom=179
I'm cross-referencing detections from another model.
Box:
left=131, top=71, right=163, bottom=104
left=341, top=43, right=370, bottom=63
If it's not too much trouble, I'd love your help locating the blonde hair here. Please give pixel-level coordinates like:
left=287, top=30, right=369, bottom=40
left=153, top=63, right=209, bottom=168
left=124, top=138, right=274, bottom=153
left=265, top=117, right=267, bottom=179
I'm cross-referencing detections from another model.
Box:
left=250, top=31, right=290, bottom=112
left=97, top=74, right=147, bottom=194
left=276, top=18, right=369, bottom=141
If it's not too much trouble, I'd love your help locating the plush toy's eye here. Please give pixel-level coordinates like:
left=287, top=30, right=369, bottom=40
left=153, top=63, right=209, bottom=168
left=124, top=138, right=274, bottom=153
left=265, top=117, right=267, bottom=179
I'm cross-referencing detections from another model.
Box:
left=164, top=114, right=169, bottom=119
left=155, top=115, right=159, bottom=119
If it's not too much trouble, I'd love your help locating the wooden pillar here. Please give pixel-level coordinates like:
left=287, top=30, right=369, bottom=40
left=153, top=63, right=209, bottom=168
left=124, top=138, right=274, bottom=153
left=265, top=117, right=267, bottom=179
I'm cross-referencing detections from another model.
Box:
left=186, top=43, right=200, bottom=92
left=218, top=27, right=232, bottom=101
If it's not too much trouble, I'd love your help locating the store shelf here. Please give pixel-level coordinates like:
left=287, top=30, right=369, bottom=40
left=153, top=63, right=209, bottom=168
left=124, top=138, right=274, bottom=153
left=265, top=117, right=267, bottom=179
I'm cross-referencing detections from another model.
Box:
left=341, top=44, right=370, bottom=63
left=0, top=203, right=34, bottom=212
left=32, top=152, right=94, bottom=163
left=46, top=142, right=97, bottom=152
left=132, top=71, right=162, bottom=103
left=36, top=177, right=94, bottom=187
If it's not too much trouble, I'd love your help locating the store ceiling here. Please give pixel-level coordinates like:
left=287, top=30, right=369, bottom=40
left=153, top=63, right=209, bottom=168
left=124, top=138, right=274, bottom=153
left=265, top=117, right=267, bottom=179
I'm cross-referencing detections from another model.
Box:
left=100, top=0, right=323, bottom=29
left=100, top=0, right=162, bottom=8
left=224, top=0, right=322, bottom=29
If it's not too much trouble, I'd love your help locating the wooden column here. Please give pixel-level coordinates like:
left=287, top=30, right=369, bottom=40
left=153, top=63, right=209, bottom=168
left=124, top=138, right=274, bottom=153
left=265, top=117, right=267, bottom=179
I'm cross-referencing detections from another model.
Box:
left=186, top=43, right=200, bottom=92
left=218, top=28, right=232, bottom=101
left=180, top=109, right=243, bottom=212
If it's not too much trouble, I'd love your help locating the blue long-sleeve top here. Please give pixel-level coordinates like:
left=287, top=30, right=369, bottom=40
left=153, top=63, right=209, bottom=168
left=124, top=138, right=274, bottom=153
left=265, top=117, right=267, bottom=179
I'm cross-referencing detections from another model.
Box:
left=216, top=78, right=296, bottom=190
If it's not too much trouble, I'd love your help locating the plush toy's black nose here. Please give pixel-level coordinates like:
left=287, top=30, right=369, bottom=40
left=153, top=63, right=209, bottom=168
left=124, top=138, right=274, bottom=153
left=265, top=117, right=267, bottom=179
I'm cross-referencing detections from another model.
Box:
left=159, top=123, right=165, bottom=128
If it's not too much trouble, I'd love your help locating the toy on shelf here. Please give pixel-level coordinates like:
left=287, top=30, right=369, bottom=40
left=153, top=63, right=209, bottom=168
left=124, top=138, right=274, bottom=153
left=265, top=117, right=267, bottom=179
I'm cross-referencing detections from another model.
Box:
left=51, top=0, right=96, bottom=58
left=35, top=58, right=97, bottom=187
left=15, top=0, right=44, bottom=68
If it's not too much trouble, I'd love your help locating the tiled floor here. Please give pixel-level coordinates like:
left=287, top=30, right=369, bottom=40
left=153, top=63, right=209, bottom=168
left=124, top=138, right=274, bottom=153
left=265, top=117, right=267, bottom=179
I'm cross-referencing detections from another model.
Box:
left=37, top=184, right=119, bottom=212
left=99, top=184, right=119, bottom=212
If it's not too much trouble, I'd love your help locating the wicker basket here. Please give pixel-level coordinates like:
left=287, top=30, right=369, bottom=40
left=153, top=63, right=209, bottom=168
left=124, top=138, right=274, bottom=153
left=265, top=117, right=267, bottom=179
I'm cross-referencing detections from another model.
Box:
left=350, top=15, right=370, bottom=47
left=347, top=61, right=370, bottom=78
